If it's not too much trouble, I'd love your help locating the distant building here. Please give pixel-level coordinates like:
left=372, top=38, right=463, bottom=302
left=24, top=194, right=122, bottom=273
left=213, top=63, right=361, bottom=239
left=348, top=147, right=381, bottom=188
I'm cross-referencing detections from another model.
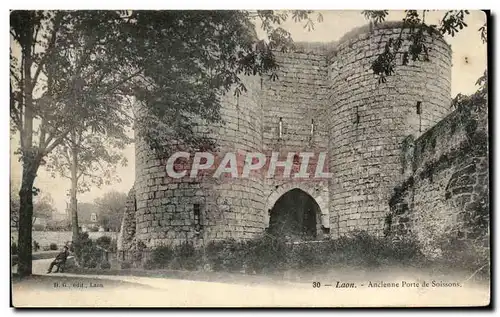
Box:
left=51, top=212, right=68, bottom=222
left=33, top=217, right=48, bottom=228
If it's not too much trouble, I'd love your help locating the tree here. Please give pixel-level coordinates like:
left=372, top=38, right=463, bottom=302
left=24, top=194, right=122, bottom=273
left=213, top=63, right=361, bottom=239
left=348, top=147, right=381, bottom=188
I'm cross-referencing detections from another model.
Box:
left=11, top=185, right=56, bottom=228
left=10, top=11, right=132, bottom=275
left=362, top=10, right=487, bottom=83
left=32, top=192, right=56, bottom=225
left=74, top=202, right=98, bottom=225
left=10, top=9, right=321, bottom=276
left=45, top=122, right=130, bottom=243
left=94, top=191, right=128, bottom=232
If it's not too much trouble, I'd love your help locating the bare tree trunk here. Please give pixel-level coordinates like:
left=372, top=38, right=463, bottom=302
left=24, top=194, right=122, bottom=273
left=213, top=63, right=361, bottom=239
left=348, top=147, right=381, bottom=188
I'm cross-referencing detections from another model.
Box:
left=17, top=161, right=38, bottom=277
left=17, top=19, right=36, bottom=277
left=70, top=143, right=79, bottom=243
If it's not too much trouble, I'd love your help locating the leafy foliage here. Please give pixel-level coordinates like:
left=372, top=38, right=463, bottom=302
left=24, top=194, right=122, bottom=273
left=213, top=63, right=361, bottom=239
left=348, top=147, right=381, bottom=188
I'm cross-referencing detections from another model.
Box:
left=94, top=191, right=127, bottom=231
left=11, top=180, right=56, bottom=229
left=45, top=131, right=130, bottom=194
left=145, top=245, right=175, bottom=270
left=479, top=22, right=487, bottom=43
left=363, top=10, right=484, bottom=83
left=32, top=192, right=56, bottom=221
left=95, top=236, right=113, bottom=251
left=362, top=10, right=389, bottom=24
left=73, top=232, right=99, bottom=268
left=72, top=232, right=111, bottom=269
left=73, top=202, right=97, bottom=224
left=452, top=70, right=488, bottom=112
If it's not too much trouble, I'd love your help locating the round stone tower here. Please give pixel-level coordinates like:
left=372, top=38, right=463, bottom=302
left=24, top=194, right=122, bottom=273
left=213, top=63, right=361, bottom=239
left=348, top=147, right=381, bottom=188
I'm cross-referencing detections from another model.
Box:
left=134, top=75, right=265, bottom=248
left=327, top=21, right=452, bottom=237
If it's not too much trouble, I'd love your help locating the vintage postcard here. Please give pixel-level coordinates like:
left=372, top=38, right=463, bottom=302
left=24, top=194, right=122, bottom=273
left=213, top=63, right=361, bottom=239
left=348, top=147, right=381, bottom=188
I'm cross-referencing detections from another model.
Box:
left=10, top=9, right=490, bottom=307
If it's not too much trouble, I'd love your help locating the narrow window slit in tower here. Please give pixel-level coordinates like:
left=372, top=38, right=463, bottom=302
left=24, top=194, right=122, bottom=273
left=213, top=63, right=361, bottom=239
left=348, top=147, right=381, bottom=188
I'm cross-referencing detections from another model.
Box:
left=416, top=101, right=422, bottom=132
left=321, top=226, right=330, bottom=235
left=194, top=204, right=201, bottom=233
left=353, top=106, right=360, bottom=124
left=310, top=119, right=315, bottom=136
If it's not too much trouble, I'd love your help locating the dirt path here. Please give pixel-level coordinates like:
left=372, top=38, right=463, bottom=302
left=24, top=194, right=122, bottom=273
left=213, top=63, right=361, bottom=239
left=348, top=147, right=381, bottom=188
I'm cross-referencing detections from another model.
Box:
left=11, top=259, right=490, bottom=307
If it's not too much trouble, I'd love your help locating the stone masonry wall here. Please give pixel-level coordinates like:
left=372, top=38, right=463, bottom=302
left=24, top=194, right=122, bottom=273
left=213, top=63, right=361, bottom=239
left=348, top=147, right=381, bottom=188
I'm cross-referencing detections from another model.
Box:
left=388, top=101, right=489, bottom=259
left=117, top=186, right=136, bottom=251
left=327, top=22, right=452, bottom=237
left=261, top=43, right=332, bottom=233
left=198, top=75, right=265, bottom=242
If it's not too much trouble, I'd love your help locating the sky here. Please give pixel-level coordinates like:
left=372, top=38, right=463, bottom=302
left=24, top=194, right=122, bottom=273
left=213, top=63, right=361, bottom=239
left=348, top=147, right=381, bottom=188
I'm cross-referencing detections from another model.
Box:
left=9, top=10, right=488, bottom=215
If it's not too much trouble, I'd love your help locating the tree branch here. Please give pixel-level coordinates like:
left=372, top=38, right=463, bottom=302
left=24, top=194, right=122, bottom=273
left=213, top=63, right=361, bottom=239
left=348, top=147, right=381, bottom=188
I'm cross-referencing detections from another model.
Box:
left=33, top=12, right=63, bottom=87
left=10, top=30, right=19, bottom=41
left=100, top=68, right=144, bottom=96
left=44, top=125, right=74, bottom=155
left=77, top=169, right=86, bottom=181
left=10, top=68, right=21, bottom=85
left=10, top=82, right=21, bottom=128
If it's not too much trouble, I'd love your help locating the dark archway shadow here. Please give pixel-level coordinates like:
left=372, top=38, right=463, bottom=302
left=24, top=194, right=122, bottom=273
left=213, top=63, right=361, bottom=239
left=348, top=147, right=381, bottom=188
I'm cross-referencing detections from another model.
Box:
left=268, top=188, right=321, bottom=241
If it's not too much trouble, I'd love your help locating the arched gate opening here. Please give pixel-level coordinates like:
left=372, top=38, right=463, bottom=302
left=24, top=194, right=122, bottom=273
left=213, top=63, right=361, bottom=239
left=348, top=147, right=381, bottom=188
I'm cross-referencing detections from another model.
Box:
left=267, top=188, right=321, bottom=240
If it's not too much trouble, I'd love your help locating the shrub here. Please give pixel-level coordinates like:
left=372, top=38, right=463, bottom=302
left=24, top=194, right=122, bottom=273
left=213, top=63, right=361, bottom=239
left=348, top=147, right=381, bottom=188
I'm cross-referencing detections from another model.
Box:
left=206, top=239, right=247, bottom=272
left=205, top=240, right=226, bottom=271
left=435, top=234, right=490, bottom=279
left=46, top=219, right=70, bottom=231
left=174, top=241, right=201, bottom=270
left=100, top=260, right=111, bottom=270
left=245, top=236, right=289, bottom=273
left=143, top=260, right=156, bottom=270
left=109, top=239, right=118, bottom=252
left=134, top=231, right=428, bottom=274
left=33, top=224, right=45, bottom=231
left=202, top=231, right=424, bottom=274
left=147, top=245, right=175, bottom=269
left=87, top=259, right=98, bottom=268
left=73, top=232, right=102, bottom=268
left=96, top=236, right=112, bottom=250
left=288, top=242, right=326, bottom=270
left=120, top=261, right=132, bottom=269
left=49, top=243, right=58, bottom=250
left=311, top=230, right=424, bottom=268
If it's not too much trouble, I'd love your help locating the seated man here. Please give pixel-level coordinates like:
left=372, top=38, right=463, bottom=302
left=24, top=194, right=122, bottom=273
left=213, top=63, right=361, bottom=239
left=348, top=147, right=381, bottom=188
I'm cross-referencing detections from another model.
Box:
left=47, top=245, right=70, bottom=273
